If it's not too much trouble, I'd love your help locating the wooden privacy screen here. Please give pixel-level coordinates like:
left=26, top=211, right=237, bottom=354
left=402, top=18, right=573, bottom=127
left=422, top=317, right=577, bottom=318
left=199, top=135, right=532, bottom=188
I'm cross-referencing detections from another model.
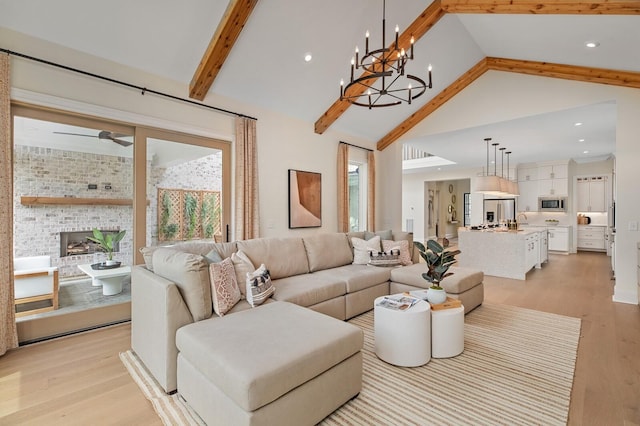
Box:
left=157, top=188, right=222, bottom=242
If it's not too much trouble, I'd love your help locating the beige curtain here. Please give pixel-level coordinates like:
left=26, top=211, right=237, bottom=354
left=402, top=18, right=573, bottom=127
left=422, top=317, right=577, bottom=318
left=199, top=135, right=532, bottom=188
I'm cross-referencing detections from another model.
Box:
left=0, top=53, right=18, bottom=355
left=367, top=150, right=376, bottom=231
left=337, top=143, right=349, bottom=232
left=234, top=117, right=260, bottom=240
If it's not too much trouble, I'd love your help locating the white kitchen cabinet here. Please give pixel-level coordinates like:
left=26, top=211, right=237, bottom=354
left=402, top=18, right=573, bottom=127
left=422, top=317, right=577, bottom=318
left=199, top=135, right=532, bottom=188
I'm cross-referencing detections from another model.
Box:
left=538, top=177, right=568, bottom=196
left=577, top=176, right=607, bottom=212
left=538, top=164, right=568, bottom=180
left=577, top=225, right=606, bottom=251
left=539, top=230, right=548, bottom=265
left=518, top=162, right=569, bottom=198
left=517, top=166, right=538, bottom=182
left=525, top=233, right=539, bottom=270
left=548, top=226, right=570, bottom=252
left=517, top=180, right=538, bottom=212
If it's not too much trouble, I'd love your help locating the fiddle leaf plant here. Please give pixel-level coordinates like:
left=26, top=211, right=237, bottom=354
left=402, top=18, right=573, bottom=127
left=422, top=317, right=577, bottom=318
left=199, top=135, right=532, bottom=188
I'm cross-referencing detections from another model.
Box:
left=414, top=240, right=461, bottom=290
left=87, top=228, right=126, bottom=261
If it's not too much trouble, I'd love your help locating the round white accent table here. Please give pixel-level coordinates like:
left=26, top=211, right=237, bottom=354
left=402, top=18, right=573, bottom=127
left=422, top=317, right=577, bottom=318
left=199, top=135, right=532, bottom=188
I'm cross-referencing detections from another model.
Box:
left=431, top=305, right=465, bottom=358
left=374, top=296, right=431, bottom=367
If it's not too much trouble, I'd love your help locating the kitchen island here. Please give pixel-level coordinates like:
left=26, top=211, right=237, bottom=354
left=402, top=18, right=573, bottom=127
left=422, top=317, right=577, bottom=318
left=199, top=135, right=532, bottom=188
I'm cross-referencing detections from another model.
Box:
left=458, top=228, right=548, bottom=280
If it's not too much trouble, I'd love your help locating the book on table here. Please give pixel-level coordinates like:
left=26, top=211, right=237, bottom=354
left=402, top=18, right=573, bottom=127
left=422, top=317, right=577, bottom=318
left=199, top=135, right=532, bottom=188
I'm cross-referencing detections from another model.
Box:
left=377, top=295, right=421, bottom=311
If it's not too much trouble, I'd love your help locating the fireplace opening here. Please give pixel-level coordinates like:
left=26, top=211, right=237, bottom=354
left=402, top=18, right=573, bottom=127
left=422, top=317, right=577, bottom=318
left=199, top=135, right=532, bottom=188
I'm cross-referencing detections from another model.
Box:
left=59, top=229, right=121, bottom=257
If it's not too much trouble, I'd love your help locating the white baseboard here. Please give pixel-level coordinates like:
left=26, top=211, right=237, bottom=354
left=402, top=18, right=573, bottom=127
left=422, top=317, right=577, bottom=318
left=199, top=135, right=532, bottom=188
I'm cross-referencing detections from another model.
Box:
left=612, top=286, right=638, bottom=305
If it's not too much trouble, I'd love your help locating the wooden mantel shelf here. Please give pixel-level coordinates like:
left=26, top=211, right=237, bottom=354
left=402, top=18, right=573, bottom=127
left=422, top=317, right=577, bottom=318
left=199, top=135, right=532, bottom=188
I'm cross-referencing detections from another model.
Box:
left=21, top=196, right=137, bottom=206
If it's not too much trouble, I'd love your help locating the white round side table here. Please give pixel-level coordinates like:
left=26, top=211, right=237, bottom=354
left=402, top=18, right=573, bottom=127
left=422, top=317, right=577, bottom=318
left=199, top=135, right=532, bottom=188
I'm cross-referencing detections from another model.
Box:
left=374, top=295, right=431, bottom=367
left=431, top=305, right=465, bottom=358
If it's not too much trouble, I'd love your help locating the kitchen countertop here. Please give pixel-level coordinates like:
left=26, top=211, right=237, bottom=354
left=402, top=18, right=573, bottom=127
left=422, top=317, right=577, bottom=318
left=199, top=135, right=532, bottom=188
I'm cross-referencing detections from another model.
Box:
left=460, top=228, right=542, bottom=236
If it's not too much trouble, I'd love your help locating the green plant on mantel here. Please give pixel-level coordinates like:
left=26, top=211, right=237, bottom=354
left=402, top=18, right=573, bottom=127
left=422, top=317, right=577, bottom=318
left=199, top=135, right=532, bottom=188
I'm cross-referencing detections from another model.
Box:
left=414, top=240, right=460, bottom=290
left=87, top=228, right=126, bottom=261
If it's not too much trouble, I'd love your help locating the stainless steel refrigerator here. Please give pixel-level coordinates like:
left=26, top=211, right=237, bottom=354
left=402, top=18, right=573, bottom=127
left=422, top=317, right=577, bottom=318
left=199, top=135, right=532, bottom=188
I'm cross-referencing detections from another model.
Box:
left=483, top=198, right=516, bottom=224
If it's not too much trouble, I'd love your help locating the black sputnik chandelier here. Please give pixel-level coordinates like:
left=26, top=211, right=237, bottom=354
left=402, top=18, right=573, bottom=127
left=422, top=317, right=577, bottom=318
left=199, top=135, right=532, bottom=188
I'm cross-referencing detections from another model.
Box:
left=339, top=0, right=433, bottom=109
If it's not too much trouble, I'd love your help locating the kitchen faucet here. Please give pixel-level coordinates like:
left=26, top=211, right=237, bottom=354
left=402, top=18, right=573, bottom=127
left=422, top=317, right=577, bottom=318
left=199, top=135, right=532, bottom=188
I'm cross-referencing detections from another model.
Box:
left=517, top=213, right=528, bottom=223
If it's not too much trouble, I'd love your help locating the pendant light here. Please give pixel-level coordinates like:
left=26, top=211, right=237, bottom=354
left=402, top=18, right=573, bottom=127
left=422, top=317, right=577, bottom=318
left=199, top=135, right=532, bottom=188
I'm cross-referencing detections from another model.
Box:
left=476, top=138, right=503, bottom=195
left=505, top=151, right=520, bottom=196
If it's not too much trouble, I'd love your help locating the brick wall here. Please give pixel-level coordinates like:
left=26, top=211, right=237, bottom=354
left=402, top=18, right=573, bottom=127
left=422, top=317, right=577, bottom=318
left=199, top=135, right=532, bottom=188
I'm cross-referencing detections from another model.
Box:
left=14, top=145, right=222, bottom=278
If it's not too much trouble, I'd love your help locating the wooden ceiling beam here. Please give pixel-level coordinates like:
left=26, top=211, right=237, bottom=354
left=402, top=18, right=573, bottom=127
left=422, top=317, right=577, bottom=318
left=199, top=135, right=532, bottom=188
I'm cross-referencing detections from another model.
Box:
left=487, top=57, right=640, bottom=89
left=376, top=58, right=489, bottom=151
left=376, top=57, right=640, bottom=150
left=314, top=0, right=446, bottom=134
left=189, top=0, right=259, bottom=101
left=441, top=1, right=640, bottom=14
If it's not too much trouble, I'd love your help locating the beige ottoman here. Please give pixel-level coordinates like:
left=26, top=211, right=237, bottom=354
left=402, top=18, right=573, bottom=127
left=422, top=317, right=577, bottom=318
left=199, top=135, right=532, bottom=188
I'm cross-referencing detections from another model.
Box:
left=390, top=264, right=484, bottom=314
left=176, top=301, right=363, bottom=426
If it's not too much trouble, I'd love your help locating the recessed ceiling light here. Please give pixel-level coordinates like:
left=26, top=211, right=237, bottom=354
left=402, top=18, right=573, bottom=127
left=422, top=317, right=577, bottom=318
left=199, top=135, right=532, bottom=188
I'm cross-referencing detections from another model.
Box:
left=304, top=52, right=313, bottom=62
left=583, top=150, right=589, bottom=154
left=574, top=122, right=583, bottom=126
left=579, top=139, right=585, bottom=142
left=585, top=41, right=600, bottom=48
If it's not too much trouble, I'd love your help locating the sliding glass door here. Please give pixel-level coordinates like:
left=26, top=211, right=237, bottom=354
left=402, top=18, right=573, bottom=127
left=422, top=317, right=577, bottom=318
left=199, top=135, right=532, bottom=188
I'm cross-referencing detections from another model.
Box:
left=11, top=104, right=230, bottom=343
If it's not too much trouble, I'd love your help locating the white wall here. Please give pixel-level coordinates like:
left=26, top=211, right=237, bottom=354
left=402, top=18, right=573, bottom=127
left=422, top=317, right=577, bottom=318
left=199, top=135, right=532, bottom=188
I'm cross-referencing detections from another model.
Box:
left=3, top=28, right=374, bottom=244
left=393, top=72, right=640, bottom=305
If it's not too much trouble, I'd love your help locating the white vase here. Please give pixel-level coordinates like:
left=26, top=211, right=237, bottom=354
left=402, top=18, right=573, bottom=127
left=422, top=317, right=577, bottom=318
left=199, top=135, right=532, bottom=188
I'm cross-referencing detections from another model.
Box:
left=426, top=287, right=447, bottom=304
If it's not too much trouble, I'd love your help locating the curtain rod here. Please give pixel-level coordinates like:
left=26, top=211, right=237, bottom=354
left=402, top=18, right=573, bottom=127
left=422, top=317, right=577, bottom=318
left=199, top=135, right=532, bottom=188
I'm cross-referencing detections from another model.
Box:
left=339, top=141, right=373, bottom=152
left=0, top=48, right=258, bottom=121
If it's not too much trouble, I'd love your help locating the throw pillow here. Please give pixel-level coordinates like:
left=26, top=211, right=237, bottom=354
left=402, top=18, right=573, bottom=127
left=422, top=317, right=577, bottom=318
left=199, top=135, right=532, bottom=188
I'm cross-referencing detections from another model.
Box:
left=246, top=264, right=274, bottom=307
left=231, top=250, right=255, bottom=297
left=203, top=248, right=224, bottom=264
left=209, top=258, right=241, bottom=316
left=351, top=236, right=381, bottom=265
left=369, top=249, right=401, bottom=267
left=382, top=239, right=413, bottom=266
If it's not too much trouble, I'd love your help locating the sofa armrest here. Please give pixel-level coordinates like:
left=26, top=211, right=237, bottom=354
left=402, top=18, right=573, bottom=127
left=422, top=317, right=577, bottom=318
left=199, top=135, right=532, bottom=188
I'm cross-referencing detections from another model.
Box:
left=131, top=265, right=194, bottom=393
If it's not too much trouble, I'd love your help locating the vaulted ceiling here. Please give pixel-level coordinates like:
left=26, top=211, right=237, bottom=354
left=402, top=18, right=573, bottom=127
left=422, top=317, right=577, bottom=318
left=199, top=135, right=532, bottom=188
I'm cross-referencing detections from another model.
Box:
left=2, top=0, right=639, bottom=169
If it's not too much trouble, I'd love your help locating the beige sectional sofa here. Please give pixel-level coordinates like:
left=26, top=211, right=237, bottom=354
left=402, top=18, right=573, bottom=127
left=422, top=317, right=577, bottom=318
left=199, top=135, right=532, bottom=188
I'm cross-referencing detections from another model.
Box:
left=131, top=231, right=483, bottom=425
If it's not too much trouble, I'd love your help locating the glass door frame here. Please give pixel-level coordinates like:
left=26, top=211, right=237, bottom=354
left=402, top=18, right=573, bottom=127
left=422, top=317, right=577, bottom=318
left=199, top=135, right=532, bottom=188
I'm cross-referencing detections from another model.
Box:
left=133, top=127, right=231, bottom=265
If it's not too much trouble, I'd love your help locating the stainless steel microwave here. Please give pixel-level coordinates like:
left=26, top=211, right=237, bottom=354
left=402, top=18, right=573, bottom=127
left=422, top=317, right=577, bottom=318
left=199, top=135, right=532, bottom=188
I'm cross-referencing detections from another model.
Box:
left=538, top=197, right=566, bottom=212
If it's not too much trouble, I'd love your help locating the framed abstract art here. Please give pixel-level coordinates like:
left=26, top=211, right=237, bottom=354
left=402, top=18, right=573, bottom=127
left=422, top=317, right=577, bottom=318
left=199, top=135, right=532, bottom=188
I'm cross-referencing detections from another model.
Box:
left=288, top=169, right=321, bottom=228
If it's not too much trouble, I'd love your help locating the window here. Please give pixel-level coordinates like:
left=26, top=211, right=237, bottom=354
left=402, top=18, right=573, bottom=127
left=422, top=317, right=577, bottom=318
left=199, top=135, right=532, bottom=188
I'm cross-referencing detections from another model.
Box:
left=348, top=158, right=368, bottom=231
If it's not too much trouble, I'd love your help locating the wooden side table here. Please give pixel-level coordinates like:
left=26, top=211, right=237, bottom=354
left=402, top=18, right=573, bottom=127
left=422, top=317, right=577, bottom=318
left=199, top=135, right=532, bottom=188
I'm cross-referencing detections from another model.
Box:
left=431, top=305, right=465, bottom=358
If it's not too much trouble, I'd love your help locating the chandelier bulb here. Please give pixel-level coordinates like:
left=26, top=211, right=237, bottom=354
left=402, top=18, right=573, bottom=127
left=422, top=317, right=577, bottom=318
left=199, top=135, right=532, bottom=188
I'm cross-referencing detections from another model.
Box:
left=428, top=64, right=432, bottom=71
left=410, top=36, right=415, bottom=44
left=400, top=48, right=405, bottom=57
left=395, top=24, right=399, bottom=33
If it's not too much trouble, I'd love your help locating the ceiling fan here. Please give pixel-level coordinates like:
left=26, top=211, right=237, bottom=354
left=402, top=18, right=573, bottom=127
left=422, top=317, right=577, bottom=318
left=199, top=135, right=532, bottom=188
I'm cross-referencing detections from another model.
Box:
left=53, top=130, right=133, bottom=147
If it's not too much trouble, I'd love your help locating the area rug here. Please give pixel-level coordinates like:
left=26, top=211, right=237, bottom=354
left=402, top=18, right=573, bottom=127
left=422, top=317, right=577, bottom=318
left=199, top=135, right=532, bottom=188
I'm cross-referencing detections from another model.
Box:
left=120, top=303, right=581, bottom=426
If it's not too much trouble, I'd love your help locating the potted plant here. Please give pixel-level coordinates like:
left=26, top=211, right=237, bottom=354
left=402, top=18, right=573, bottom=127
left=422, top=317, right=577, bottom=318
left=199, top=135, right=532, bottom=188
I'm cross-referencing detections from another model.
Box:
left=414, top=240, right=461, bottom=304
left=88, top=228, right=126, bottom=266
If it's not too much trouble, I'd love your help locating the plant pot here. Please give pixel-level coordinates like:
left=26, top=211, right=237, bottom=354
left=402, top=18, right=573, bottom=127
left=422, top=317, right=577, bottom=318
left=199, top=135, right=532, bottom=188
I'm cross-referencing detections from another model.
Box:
left=105, top=259, right=118, bottom=266
left=426, top=287, right=447, bottom=304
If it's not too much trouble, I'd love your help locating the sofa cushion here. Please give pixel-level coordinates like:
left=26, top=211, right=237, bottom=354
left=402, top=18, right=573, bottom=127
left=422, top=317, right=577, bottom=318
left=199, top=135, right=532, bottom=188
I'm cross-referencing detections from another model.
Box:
left=140, top=241, right=237, bottom=271
left=272, top=274, right=346, bottom=307
left=364, top=229, right=393, bottom=241
left=152, top=248, right=212, bottom=321
left=209, top=258, right=241, bottom=317
left=246, top=264, right=274, bottom=307
left=390, top=264, right=483, bottom=294
left=237, top=237, right=309, bottom=280
left=231, top=251, right=254, bottom=297
left=303, top=233, right=353, bottom=272
left=351, top=236, right=381, bottom=265
left=315, top=264, right=392, bottom=293
left=176, top=301, right=363, bottom=412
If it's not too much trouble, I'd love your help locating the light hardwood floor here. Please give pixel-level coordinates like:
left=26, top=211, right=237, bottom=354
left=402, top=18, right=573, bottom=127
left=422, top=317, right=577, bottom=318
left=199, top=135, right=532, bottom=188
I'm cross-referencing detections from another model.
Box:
left=1, top=252, right=638, bottom=425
